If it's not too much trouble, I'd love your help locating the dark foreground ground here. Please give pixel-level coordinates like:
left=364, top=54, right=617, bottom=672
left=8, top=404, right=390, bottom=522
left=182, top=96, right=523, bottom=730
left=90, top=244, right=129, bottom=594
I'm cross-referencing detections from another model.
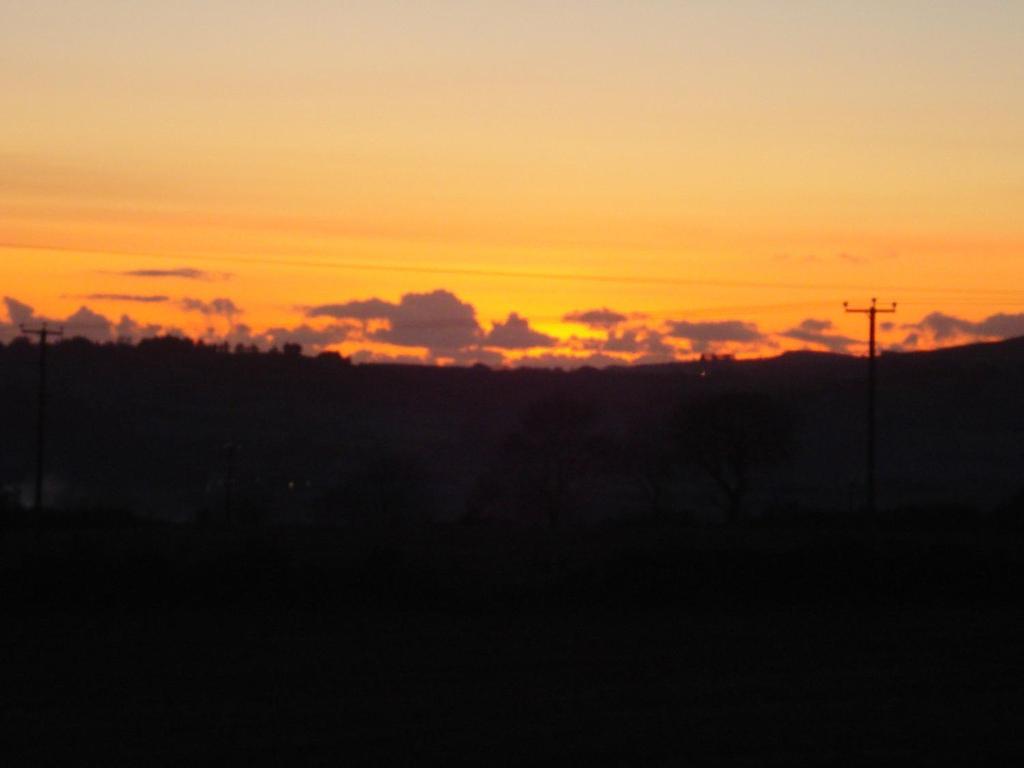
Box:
left=3, top=522, right=1023, bottom=764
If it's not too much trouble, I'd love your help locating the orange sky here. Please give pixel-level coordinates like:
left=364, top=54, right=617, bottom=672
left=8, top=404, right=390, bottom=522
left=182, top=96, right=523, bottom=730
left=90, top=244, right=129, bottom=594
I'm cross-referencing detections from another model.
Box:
left=2, top=2, right=1023, bottom=364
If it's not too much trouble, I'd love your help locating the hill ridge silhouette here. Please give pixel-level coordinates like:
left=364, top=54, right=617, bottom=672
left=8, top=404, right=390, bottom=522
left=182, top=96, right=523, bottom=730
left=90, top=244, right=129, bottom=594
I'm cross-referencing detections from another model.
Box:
left=2, top=333, right=1022, bottom=522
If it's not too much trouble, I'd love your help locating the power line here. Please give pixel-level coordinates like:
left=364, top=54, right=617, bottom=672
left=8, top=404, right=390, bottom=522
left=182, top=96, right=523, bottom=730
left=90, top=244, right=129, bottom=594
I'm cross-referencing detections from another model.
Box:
left=3, top=242, right=1023, bottom=299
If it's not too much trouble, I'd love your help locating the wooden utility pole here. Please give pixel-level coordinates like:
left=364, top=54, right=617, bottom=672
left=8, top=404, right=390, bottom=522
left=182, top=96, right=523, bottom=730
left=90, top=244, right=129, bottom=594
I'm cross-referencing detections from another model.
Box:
left=223, top=441, right=237, bottom=525
left=19, top=323, right=63, bottom=513
left=844, top=299, right=896, bottom=517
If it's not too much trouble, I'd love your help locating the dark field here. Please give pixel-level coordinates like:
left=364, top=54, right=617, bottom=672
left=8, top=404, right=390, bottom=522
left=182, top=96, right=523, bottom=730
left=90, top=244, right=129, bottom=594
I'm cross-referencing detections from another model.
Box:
left=3, top=524, right=1023, bottom=764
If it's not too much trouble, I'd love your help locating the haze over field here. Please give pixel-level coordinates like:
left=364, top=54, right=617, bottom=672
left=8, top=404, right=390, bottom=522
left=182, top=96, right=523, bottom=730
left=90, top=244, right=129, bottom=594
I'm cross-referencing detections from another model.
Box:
left=3, top=1, right=1024, bottom=364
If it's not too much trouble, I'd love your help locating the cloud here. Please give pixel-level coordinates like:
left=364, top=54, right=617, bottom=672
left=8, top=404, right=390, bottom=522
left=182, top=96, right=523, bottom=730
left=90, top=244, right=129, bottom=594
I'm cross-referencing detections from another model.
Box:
left=308, top=291, right=562, bottom=356
left=581, top=328, right=678, bottom=359
left=665, top=319, right=765, bottom=353
left=598, top=330, right=644, bottom=353
left=794, top=318, right=830, bottom=333
left=484, top=313, right=557, bottom=349
left=907, top=312, right=966, bottom=342
left=306, top=298, right=395, bottom=321
left=972, top=314, right=1024, bottom=338
left=0, top=291, right=473, bottom=358
left=642, top=331, right=676, bottom=356
left=65, top=306, right=114, bottom=339
left=372, top=290, right=481, bottom=352
left=780, top=318, right=859, bottom=354
left=1, top=295, right=240, bottom=347
left=0, top=291, right=469, bottom=357
left=886, top=332, right=921, bottom=353
left=114, top=314, right=163, bottom=342
left=307, top=289, right=483, bottom=355
left=3, top=296, right=34, bottom=326
left=180, top=297, right=242, bottom=320
left=215, top=321, right=352, bottom=355
left=1, top=297, right=114, bottom=342
left=119, top=268, right=230, bottom=281
left=2, top=296, right=156, bottom=344
left=3, top=294, right=224, bottom=345
left=261, top=323, right=351, bottom=352
left=82, top=294, right=169, bottom=303
left=563, top=308, right=628, bottom=329
left=0, top=297, right=34, bottom=342
left=906, top=312, right=1024, bottom=343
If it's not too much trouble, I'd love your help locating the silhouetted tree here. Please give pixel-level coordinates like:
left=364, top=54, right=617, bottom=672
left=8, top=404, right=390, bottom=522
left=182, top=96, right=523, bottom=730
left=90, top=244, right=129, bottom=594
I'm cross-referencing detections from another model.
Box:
left=622, top=423, right=679, bottom=523
left=673, top=391, right=794, bottom=524
left=137, top=335, right=198, bottom=361
left=504, top=396, right=598, bottom=527
left=320, top=447, right=429, bottom=528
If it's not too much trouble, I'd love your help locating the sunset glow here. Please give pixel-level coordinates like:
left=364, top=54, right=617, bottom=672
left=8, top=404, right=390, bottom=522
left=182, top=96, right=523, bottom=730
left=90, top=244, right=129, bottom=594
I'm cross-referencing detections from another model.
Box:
left=3, top=1, right=1023, bottom=364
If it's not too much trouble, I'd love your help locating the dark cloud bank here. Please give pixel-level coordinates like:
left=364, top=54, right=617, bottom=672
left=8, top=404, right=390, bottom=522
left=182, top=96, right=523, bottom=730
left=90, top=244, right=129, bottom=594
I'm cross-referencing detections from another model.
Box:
left=303, top=289, right=558, bottom=361
left=563, top=308, right=629, bottom=329
left=5, top=292, right=1024, bottom=367
left=780, top=319, right=859, bottom=354
left=665, top=320, right=767, bottom=353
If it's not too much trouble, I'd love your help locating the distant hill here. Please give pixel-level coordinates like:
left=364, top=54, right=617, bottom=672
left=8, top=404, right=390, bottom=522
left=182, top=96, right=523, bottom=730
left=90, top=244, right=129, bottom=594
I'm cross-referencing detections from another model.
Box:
left=1, top=335, right=1022, bottom=523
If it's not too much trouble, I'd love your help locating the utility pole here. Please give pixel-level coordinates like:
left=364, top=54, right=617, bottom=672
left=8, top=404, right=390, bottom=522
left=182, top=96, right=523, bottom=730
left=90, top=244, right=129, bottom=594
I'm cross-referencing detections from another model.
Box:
left=844, top=299, right=896, bottom=517
left=19, top=322, right=63, bottom=513
left=223, top=441, right=237, bottom=526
